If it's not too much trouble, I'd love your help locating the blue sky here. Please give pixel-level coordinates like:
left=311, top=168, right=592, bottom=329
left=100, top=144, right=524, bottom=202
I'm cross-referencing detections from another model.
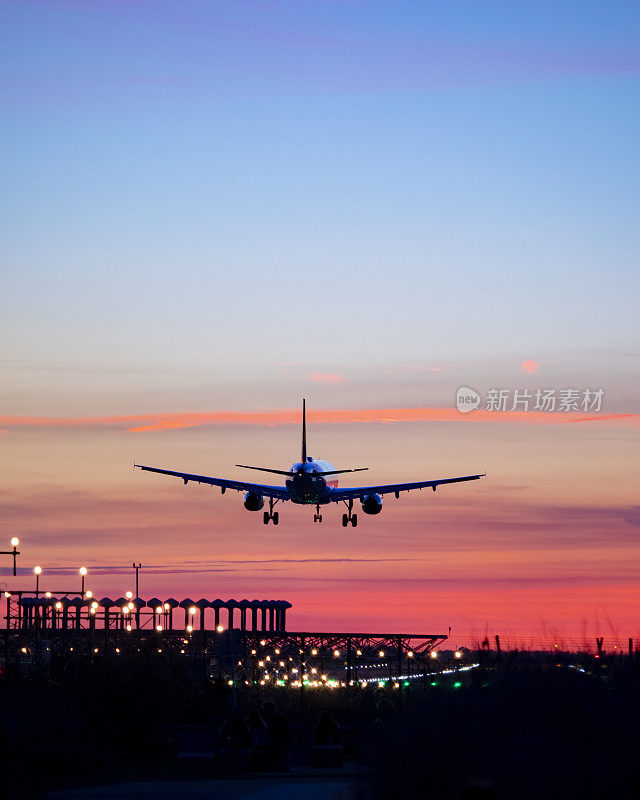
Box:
left=3, top=0, right=639, bottom=384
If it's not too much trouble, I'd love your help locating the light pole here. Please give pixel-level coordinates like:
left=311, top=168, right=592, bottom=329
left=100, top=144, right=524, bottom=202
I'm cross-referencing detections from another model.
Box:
left=132, top=564, right=142, bottom=628
left=0, top=538, right=20, bottom=576
left=34, top=565, right=42, bottom=632
left=80, top=566, right=87, bottom=595
left=132, top=563, right=142, bottom=599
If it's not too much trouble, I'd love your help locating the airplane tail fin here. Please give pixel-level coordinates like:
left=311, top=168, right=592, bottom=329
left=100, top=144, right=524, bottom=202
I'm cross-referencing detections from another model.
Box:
left=301, top=398, right=307, bottom=463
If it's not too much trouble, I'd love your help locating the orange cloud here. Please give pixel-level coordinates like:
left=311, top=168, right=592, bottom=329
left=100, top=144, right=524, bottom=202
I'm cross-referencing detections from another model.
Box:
left=522, top=359, right=539, bottom=373
left=0, top=407, right=637, bottom=433
left=310, top=372, right=344, bottom=384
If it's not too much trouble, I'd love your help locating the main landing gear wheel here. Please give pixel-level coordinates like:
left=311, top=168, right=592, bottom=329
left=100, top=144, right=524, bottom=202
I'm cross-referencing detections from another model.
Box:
left=263, top=498, right=280, bottom=524
left=341, top=499, right=357, bottom=526
left=313, top=513, right=323, bottom=523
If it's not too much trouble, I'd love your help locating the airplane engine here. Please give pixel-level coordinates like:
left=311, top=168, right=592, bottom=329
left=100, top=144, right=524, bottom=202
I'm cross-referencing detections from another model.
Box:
left=244, top=492, right=264, bottom=511
left=361, top=493, right=382, bottom=515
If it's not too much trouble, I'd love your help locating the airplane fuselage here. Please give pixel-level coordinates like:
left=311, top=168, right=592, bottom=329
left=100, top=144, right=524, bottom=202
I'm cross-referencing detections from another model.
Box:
left=285, top=458, right=337, bottom=504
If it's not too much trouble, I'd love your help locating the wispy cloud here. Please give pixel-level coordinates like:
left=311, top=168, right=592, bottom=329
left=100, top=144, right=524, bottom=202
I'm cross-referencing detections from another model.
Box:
left=310, top=372, right=344, bottom=384
left=0, top=406, right=636, bottom=433
left=522, top=359, right=540, bottom=373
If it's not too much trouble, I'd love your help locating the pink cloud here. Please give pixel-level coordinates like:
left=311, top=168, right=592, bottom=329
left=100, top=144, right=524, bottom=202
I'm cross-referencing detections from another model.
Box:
left=0, top=406, right=637, bottom=433
left=310, top=372, right=344, bottom=384
left=522, top=359, right=539, bottom=374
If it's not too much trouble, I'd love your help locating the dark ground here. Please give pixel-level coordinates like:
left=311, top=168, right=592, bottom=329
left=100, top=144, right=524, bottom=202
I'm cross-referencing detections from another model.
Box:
left=2, top=650, right=639, bottom=800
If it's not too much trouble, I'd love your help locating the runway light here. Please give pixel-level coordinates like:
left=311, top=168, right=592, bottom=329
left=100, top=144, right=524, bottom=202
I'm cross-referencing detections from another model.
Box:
left=189, top=606, right=197, bottom=615
left=186, top=625, right=193, bottom=632
left=454, top=681, right=462, bottom=688
left=454, top=651, right=462, bottom=659
left=333, top=649, right=340, bottom=657
left=430, top=651, right=438, bottom=659
left=156, top=606, right=163, bottom=614
left=5, top=592, right=11, bottom=598
left=90, top=607, right=96, bottom=615
left=311, top=648, right=318, bottom=655
left=21, top=647, right=27, bottom=654
left=121, top=606, right=129, bottom=614
left=128, top=602, right=134, bottom=610
left=407, top=651, right=414, bottom=658
left=80, top=567, right=87, bottom=576
left=356, top=649, right=362, bottom=656
left=156, top=625, right=163, bottom=632
left=126, top=591, right=133, bottom=599
left=126, top=624, right=132, bottom=631
left=163, top=603, right=170, bottom=610
left=379, top=650, right=385, bottom=658
left=34, top=566, right=42, bottom=575
left=217, top=625, right=224, bottom=633
left=274, top=648, right=280, bottom=654
left=91, top=601, right=98, bottom=608
left=85, top=590, right=93, bottom=599
left=11, top=537, right=19, bottom=547
left=45, top=591, right=52, bottom=598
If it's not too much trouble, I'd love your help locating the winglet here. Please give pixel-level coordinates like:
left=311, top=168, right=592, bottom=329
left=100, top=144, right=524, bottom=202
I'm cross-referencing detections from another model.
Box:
left=301, top=398, right=307, bottom=463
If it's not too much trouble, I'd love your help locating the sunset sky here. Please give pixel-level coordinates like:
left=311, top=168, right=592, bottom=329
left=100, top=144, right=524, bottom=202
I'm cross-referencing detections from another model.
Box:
left=2, top=1, right=639, bottom=645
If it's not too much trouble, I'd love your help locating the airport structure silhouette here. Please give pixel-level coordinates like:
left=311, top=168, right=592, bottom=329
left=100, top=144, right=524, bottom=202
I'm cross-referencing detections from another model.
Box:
left=3, top=586, right=448, bottom=685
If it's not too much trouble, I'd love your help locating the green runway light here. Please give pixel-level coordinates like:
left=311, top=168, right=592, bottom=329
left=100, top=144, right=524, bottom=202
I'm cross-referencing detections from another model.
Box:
left=431, top=681, right=439, bottom=687
left=454, top=681, right=462, bottom=688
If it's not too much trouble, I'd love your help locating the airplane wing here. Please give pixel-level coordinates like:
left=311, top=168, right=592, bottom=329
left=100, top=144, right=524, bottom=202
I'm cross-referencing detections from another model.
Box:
left=134, top=464, right=290, bottom=500
left=329, top=473, right=484, bottom=502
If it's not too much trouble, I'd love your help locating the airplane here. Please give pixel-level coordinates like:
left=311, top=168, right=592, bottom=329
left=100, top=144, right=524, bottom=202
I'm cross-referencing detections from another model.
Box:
left=135, top=400, right=484, bottom=527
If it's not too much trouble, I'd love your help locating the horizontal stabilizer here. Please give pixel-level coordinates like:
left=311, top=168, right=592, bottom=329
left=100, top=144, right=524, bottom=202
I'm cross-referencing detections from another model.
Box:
left=314, top=468, right=368, bottom=476
left=235, top=464, right=294, bottom=477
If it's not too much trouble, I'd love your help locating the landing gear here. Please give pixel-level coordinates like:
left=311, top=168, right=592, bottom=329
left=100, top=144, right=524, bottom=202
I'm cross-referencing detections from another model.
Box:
left=341, top=499, right=358, bottom=527
left=313, top=504, right=323, bottom=523
left=263, top=498, right=280, bottom=525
